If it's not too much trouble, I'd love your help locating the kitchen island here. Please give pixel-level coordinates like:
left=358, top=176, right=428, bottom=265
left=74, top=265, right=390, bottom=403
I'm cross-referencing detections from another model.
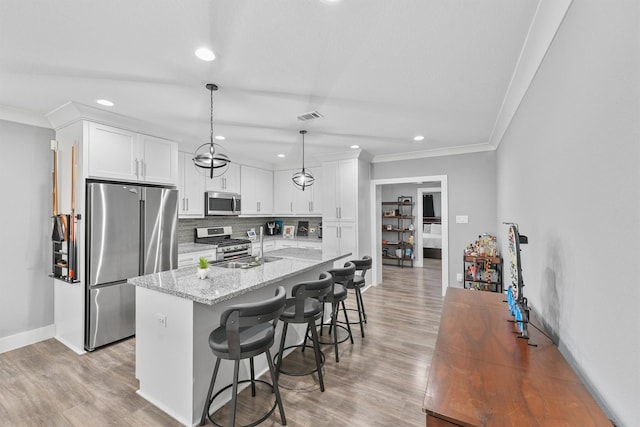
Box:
left=128, top=248, right=350, bottom=426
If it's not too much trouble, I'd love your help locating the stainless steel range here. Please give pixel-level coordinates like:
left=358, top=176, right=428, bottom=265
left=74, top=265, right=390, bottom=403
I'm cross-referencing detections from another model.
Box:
left=195, top=226, right=252, bottom=262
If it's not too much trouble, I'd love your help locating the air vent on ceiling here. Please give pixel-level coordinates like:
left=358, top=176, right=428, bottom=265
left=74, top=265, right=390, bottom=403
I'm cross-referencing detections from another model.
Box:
left=297, top=110, right=324, bottom=121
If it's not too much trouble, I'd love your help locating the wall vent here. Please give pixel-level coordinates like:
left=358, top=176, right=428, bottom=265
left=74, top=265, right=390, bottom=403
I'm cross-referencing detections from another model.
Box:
left=297, top=110, right=324, bottom=121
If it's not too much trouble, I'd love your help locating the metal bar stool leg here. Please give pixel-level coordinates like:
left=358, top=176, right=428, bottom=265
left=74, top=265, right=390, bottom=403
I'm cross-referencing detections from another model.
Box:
left=309, top=318, right=325, bottom=392
left=200, top=357, right=222, bottom=425
left=230, top=360, right=240, bottom=427
left=275, top=322, right=289, bottom=382
left=354, top=288, right=365, bottom=337
left=356, top=286, right=367, bottom=323
left=331, top=302, right=340, bottom=362
left=340, top=300, right=355, bottom=344
left=250, top=357, right=256, bottom=397
left=265, top=350, right=287, bottom=425
left=301, top=323, right=310, bottom=354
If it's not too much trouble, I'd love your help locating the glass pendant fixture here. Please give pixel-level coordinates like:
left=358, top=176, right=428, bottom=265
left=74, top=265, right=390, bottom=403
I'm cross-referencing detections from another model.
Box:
left=292, top=130, right=315, bottom=191
left=193, top=83, right=230, bottom=178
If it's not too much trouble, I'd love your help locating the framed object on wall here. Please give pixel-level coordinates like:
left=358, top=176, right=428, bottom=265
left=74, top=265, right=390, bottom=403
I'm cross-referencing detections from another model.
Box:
left=283, top=225, right=295, bottom=239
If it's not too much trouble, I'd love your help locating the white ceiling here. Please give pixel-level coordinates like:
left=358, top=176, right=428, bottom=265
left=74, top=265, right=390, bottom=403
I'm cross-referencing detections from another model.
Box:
left=0, top=0, right=544, bottom=168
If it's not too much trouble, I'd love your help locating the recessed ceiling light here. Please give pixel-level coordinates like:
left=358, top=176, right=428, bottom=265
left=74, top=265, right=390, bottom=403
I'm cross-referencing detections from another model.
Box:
left=96, top=99, right=114, bottom=107
left=320, top=0, right=342, bottom=3
left=195, top=47, right=216, bottom=61
left=277, top=154, right=285, bottom=158
left=214, top=135, right=225, bottom=140
left=413, top=135, right=425, bottom=142
left=350, top=145, right=360, bottom=149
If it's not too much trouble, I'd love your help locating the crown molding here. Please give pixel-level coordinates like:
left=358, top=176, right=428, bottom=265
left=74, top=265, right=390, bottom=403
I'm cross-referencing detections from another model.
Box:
left=488, top=0, right=573, bottom=149
left=0, top=105, right=51, bottom=129
left=45, top=101, right=187, bottom=143
left=371, top=143, right=494, bottom=163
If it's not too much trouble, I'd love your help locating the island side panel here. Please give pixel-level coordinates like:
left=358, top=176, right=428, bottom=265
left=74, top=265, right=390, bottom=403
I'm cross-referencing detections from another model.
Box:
left=135, top=286, right=194, bottom=426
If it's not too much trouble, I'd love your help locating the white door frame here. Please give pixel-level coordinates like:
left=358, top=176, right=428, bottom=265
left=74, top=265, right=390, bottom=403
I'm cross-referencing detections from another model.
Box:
left=369, top=175, right=449, bottom=296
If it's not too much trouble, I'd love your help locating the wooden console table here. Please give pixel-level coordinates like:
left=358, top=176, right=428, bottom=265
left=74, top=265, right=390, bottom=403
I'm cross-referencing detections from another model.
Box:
left=422, top=288, right=610, bottom=426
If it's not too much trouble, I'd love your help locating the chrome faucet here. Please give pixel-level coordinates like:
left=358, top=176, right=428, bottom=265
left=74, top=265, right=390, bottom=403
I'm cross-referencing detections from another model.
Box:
left=257, top=226, right=264, bottom=264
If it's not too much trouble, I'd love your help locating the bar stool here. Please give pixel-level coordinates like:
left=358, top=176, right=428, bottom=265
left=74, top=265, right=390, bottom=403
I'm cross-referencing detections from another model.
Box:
left=348, top=256, right=372, bottom=337
left=320, top=262, right=356, bottom=362
left=200, top=286, right=287, bottom=427
left=275, top=272, right=333, bottom=392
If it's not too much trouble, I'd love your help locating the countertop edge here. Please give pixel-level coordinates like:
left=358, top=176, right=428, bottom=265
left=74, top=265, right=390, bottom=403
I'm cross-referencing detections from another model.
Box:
left=128, top=250, right=351, bottom=305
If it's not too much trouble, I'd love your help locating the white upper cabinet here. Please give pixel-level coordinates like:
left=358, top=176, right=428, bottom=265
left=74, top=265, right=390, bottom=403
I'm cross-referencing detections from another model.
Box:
left=294, top=166, right=322, bottom=215
left=87, top=122, right=178, bottom=185
left=323, top=159, right=356, bottom=222
left=204, top=162, right=240, bottom=194
left=87, top=123, right=138, bottom=181
left=139, top=134, right=178, bottom=185
left=273, top=170, right=294, bottom=215
left=178, top=151, right=204, bottom=217
left=240, top=165, right=273, bottom=215
left=274, top=167, right=322, bottom=216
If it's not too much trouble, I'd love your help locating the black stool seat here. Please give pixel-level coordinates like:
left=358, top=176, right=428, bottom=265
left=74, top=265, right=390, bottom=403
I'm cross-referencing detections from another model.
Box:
left=332, top=283, right=347, bottom=300
left=209, top=323, right=273, bottom=356
left=280, top=298, right=322, bottom=319
left=276, top=273, right=332, bottom=392
left=200, top=286, right=287, bottom=427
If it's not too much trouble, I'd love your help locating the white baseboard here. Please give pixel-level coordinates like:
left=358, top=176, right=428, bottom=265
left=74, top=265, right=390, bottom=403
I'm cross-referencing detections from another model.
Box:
left=54, top=334, right=86, bottom=355
left=0, top=324, right=56, bottom=354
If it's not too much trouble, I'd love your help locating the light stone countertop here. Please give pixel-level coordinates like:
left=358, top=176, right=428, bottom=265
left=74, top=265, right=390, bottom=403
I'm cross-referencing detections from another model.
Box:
left=177, top=243, right=216, bottom=254
left=128, top=248, right=349, bottom=305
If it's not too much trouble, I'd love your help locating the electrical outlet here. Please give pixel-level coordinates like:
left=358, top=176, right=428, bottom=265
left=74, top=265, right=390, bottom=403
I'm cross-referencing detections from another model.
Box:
left=156, top=314, right=167, bottom=328
left=456, top=273, right=463, bottom=282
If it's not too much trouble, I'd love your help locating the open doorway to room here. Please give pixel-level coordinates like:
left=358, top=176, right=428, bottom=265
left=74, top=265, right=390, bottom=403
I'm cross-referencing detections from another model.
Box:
left=369, top=175, right=449, bottom=296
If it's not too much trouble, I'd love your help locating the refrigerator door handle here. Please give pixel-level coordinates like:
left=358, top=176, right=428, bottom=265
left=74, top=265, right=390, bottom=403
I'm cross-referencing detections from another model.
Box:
left=139, top=198, right=145, bottom=273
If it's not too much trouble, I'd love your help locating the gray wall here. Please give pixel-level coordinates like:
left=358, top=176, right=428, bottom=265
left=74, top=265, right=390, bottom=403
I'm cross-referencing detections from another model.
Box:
left=371, top=151, right=497, bottom=286
left=496, top=1, right=639, bottom=424
left=0, top=120, right=55, bottom=339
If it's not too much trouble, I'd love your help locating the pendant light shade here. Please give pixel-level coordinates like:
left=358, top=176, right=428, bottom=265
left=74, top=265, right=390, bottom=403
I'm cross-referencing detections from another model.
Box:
left=292, top=130, right=315, bottom=191
left=193, top=83, right=230, bottom=178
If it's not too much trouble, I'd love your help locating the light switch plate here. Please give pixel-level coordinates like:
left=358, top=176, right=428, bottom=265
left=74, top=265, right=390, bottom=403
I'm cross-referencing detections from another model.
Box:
left=456, top=273, right=463, bottom=282
left=456, top=215, right=469, bottom=224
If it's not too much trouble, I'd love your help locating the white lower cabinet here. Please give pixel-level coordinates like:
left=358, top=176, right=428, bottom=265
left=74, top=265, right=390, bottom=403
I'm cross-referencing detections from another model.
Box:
left=297, top=240, right=322, bottom=250
left=251, top=240, right=276, bottom=256
left=322, top=221, right=356, bottom=265
left=276, top=240, right=298, bottom=249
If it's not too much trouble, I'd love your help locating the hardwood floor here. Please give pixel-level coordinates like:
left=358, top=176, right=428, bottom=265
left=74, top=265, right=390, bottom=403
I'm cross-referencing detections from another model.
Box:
left=0, top=261, right=443, bottom=426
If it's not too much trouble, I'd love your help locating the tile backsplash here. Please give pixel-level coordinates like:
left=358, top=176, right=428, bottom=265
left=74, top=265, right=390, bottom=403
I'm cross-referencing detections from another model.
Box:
left=178, top=216, right=322, bottom=244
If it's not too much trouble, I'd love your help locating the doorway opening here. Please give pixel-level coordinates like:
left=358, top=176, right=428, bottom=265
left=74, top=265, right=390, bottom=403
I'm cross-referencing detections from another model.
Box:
left=369, top=175, right=449, bottom=296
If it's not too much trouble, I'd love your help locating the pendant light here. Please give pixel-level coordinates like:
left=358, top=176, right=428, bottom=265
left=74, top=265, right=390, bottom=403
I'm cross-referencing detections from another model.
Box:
left=193, top=83, right=230, bottom=178
left=292, top=130, right=315, bottom=191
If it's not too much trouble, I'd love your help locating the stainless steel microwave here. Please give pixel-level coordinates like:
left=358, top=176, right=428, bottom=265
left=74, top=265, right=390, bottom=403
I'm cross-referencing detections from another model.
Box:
left=205, top=191, right=241, bottom=215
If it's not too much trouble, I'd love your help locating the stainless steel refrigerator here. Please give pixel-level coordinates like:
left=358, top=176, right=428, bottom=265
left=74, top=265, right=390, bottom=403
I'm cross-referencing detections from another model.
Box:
left=85, top=182, right=178, bottom=351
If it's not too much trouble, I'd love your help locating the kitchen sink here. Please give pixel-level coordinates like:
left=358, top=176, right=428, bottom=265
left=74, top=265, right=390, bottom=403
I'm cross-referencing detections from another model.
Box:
left=215, top=256, right=281, bottom=269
